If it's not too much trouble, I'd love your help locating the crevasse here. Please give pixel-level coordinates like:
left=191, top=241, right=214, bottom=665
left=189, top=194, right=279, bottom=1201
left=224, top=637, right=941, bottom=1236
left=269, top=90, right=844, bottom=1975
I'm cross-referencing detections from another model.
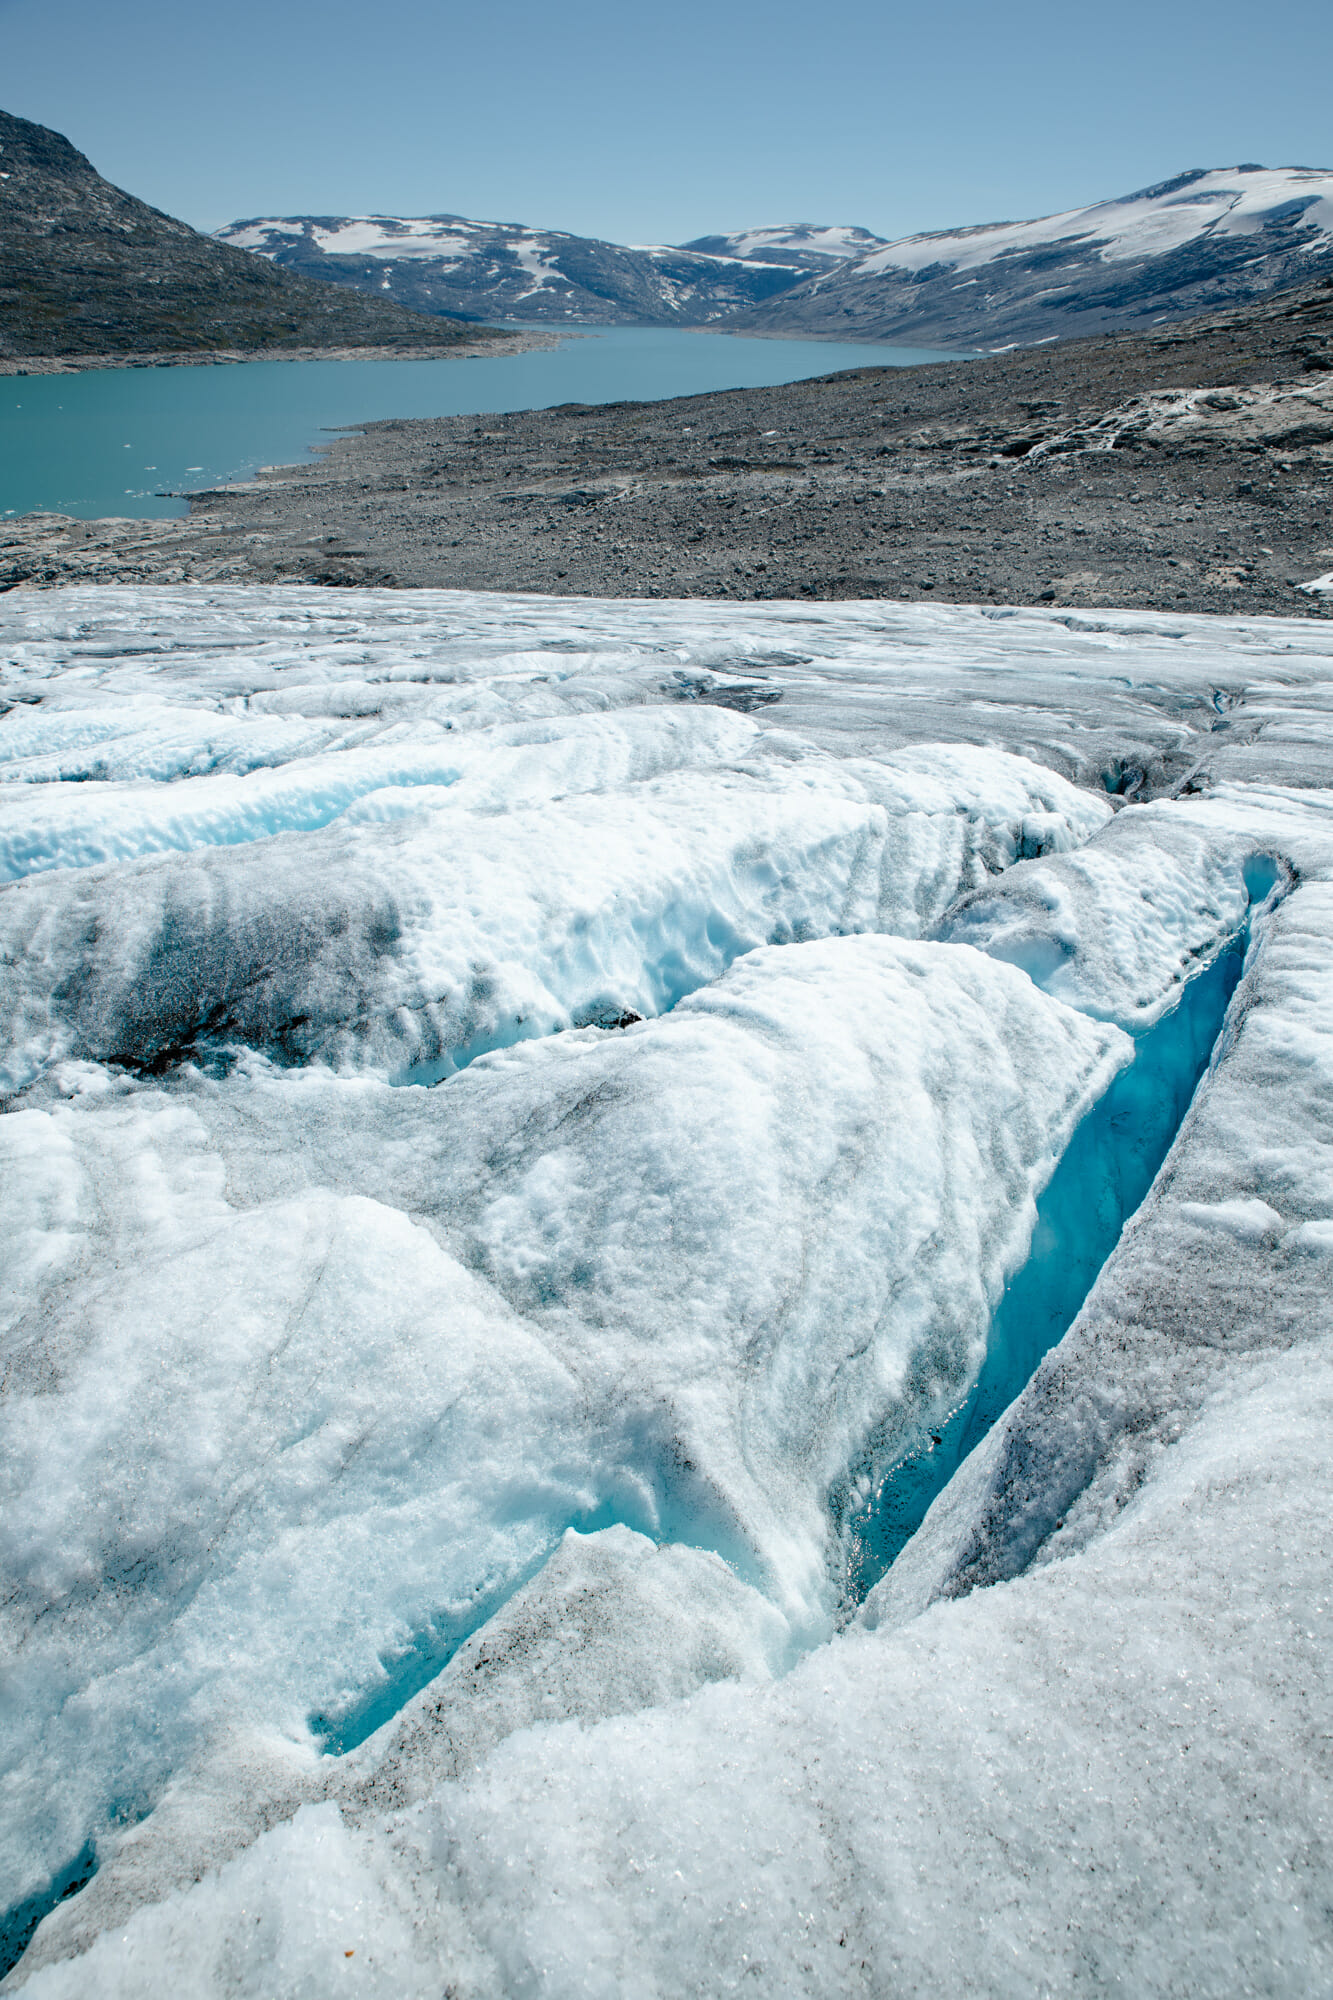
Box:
left=842, top=854, right=1283, bottom=1595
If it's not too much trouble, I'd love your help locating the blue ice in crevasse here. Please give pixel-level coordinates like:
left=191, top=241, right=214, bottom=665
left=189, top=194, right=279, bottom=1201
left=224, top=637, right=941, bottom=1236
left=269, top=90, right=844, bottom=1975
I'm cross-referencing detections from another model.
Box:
left=310, top=1439, right=769, bottom=1760
left=0, top=1842, right=97, bottom=1983
left=845, top=857, right=1281, bottom=1598
left=332, top=866, right=1283, bottom=1751
left=308, top=1557, right=553, bottom=1759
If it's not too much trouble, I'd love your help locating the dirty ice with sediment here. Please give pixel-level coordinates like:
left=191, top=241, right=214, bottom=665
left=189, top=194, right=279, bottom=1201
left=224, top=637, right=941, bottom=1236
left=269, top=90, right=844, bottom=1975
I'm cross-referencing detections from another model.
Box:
left=2, top=586, right=1332, bottom=1996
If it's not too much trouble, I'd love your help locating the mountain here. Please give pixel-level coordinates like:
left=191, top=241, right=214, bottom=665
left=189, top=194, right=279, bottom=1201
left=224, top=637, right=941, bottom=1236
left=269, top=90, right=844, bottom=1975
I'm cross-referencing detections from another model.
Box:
left=736, top=167, right=1333, bottom=347
left=0, top=109, right=502, bottom=363
left=220, top=173, right=1333, bottom=350
left=678, top=224, right=885, bottom=269
left=215, top=214, right=882, bottom=326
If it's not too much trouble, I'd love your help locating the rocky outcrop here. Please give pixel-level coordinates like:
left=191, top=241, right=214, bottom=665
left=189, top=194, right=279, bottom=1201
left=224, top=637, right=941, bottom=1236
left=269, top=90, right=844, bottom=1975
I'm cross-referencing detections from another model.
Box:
left=0, top=109, right=510, bottom=361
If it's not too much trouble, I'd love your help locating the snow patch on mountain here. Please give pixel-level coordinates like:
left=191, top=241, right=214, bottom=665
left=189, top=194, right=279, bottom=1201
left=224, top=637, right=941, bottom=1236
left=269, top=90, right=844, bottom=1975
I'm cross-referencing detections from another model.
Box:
left=220, top=214, right=565, bottom=268
left=679, top=223, right=886, bottom=266
left=214, top=213, right=877, bottom=325
left=852, top=166, right=1333, bottom=278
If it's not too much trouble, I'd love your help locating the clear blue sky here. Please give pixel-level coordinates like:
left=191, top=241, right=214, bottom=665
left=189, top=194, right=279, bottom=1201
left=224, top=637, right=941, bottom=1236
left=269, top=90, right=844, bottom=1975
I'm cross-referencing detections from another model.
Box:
left=3, top=0, right=1329, bottom=244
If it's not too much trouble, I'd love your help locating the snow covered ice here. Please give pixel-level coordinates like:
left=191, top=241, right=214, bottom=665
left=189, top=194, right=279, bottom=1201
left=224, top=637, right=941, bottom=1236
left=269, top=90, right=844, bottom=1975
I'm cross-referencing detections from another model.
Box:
left=2, top=586, right=1333, bottom=1995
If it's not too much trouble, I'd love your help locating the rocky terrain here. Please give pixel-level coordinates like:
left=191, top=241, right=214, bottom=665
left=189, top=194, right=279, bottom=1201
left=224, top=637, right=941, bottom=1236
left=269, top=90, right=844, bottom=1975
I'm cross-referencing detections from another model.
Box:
left=6, top=274, right=1329, bottom=615
left=738, top=166, right=1333, bottom=347
left=214, top=216, right=875, bottom=327
left=0, top=110, right=516, bottom=364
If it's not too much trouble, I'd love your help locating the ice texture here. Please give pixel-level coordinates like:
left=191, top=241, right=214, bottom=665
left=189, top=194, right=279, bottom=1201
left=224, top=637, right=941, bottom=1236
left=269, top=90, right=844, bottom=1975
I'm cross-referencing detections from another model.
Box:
left=18, top=1339, right=1333, bottom=1999
left=0, top=602, right=1116, bottom=1092
left=0, top=934, right=1130, bottom=1932
left=936, top=795, right=1263, bottom=1025
left=0, top=744, right=1108, bottom=1091
left=3, top=588, right=1333, bottom=1995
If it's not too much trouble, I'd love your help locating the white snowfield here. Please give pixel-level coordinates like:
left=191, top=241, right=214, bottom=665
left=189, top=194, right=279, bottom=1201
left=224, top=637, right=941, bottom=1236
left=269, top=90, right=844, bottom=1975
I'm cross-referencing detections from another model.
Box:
left=849, top=164, right=1333, bottom=278
left=694, top=224, right=887, bottom=263
left=2, top=588, right=1333, bottom=1997
left=219, top=214, right=562, bottom=264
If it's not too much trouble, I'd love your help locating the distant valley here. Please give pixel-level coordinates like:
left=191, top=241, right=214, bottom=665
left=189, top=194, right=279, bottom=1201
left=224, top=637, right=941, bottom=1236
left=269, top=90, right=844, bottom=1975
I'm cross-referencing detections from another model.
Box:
left=221, top=167, right=1333, bottom=349
left=12, top=269, right=1330, bottom=616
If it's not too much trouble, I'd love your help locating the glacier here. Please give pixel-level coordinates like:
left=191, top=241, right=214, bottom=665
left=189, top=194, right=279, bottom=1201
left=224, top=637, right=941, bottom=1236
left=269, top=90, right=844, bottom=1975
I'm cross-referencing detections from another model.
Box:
left=1, top=586, right=1332, bottom=1996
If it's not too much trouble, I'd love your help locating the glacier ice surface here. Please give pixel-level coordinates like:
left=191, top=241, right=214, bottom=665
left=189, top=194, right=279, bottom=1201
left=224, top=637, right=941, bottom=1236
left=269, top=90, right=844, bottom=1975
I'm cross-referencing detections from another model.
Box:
left=3, top=587, right=1333, bottom=1995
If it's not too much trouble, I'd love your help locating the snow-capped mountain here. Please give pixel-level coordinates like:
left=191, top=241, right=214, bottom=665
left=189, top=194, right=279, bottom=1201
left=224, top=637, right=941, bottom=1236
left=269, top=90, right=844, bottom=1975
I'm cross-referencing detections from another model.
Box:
left=678, top=223, right=886, bottom=268
left=215, top=213, right=839, bottom=325
left=739, top=166, right=1333, bottom=347
left=219, top=172, right=1333, bottom=347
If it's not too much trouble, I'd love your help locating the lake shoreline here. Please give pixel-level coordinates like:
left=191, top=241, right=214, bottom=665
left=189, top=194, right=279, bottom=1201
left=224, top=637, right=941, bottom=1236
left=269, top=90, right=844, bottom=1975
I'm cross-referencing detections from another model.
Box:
left=0, top=322, right=959, bottom=380
left=0, top=328, right=556, bottom=378
left=2, top=326, right=960, bottom=523
left=4, top=279, right=1330, bottom=616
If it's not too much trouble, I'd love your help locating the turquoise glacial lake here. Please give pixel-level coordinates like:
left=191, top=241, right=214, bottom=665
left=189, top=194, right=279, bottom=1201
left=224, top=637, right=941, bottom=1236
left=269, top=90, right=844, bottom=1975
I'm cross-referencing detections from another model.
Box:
left=2, top=324, right=962, bottom=522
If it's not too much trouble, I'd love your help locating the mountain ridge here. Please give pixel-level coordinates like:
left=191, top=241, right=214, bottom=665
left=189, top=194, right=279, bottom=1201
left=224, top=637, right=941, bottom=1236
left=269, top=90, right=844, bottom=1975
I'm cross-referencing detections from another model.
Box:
left=736, top=165, right=1333, bottom=345
left=219, top=168, right=1333, bottom=349
left=213, top=213, right=872, bottom=327
left=0, top=109, right=510, bottom=364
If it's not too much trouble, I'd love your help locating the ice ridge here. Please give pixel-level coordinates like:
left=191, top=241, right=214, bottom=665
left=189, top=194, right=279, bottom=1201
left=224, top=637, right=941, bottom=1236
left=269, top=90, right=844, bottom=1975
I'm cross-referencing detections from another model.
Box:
left=3, top=588, right=1333, bottom=1996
